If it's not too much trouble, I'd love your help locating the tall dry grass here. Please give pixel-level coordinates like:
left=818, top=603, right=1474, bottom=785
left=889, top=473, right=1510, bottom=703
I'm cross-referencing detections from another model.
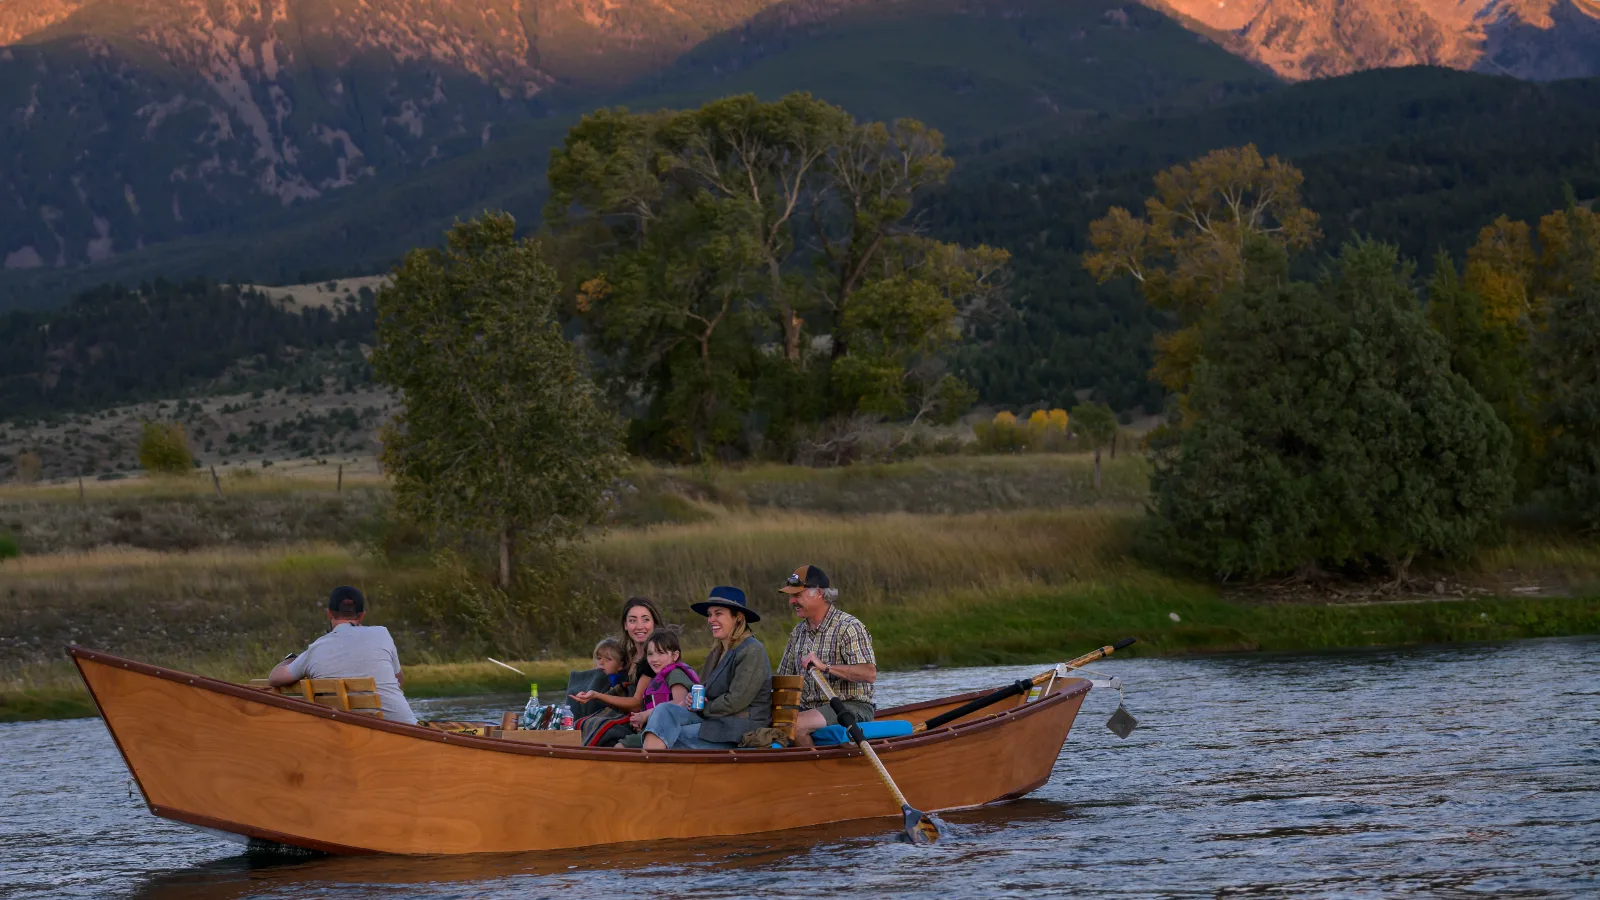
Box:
left=587, top=509, right=1139, bottom=621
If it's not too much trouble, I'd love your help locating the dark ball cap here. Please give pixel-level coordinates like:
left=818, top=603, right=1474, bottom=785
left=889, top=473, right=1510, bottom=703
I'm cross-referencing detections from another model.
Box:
left=779, top=564, right=829, bottom=594
left=328, top=585, right=365, bottom=616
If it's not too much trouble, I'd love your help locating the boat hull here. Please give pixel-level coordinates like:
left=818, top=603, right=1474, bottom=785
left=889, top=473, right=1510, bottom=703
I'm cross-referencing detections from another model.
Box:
left=71, top=647, right=1090, bottom=855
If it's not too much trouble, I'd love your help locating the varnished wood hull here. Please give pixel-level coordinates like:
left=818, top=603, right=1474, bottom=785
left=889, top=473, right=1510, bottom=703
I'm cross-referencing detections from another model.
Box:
left=70, top=646, right=1091, bottom=855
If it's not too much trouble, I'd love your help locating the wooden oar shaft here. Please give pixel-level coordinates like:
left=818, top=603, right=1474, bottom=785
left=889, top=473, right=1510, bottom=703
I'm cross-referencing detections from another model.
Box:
left=857, top=730, right=914, bottom=809
left=1031, top=636, right=1138, bottom=685
left=808, top=668, right=922, bottom=818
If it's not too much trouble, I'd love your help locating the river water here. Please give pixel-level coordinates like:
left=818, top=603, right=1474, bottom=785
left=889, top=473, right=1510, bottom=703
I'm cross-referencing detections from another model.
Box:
left=2, top=638, right=1596, bottom=898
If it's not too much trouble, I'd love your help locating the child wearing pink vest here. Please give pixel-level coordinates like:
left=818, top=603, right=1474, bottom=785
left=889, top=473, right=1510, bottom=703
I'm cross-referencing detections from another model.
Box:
left=640, top=630, right=699, bottom=712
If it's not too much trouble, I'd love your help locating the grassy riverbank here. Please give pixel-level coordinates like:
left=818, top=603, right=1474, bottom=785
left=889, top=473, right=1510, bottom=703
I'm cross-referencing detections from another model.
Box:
left=3, top=455, right=1598, bottom=723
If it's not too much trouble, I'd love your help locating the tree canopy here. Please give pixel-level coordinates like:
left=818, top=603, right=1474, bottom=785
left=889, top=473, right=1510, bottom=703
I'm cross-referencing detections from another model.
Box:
left=1083, top=145, right=1320, bottom=393
left=545, top=92, right=1007, bottom=461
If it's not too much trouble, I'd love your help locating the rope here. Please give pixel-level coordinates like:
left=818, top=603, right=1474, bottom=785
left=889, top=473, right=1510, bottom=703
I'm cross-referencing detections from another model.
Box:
left=1052, top=662, right=1128, bottom=708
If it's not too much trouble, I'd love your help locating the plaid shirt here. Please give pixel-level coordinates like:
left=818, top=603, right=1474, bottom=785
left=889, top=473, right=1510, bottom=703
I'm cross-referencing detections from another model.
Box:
left=778, top=606, right=876, bottom=708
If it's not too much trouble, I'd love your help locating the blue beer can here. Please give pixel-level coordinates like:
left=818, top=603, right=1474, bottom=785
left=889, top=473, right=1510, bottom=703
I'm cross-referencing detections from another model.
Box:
left=690, top=683, right=705, bottom=710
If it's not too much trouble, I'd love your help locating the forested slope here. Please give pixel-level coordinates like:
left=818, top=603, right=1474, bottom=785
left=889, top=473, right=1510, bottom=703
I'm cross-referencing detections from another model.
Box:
left=938, top=68, right=1600, bottom=411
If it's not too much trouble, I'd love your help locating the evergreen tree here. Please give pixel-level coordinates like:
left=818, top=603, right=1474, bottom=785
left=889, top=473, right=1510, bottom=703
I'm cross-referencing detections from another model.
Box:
left=1148, top=240, right=1514, bottom=579
left=372, top=213, right=622, bottom=588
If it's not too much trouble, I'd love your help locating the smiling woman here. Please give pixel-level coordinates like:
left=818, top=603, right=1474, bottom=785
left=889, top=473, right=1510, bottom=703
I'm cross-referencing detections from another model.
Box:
left=641, top=586, right=771, bottom=751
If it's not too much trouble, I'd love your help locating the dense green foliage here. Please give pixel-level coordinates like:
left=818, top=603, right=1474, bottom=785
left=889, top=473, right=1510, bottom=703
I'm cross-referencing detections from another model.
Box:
left=547, top=93, right=1005, bottom=460
left=1146, top=242, right=1514, bottom=578
left=1540, top=278, right=1600, bottom=531
left=372, top=214, right=623, bottom=587
left=136, top=422, right=194, bottom=475
left=0, top=279, right=373, bottom=421
left=1425, top=253, right=1536, bottom=488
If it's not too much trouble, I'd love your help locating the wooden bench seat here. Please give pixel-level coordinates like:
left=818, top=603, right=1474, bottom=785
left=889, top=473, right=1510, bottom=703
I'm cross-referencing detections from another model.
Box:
left=248, top=677, right=384, bottom=718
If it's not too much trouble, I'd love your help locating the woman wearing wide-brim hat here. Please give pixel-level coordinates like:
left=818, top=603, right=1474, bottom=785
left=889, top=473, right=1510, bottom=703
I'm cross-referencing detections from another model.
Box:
left=640, top=587, right=772, bottom=750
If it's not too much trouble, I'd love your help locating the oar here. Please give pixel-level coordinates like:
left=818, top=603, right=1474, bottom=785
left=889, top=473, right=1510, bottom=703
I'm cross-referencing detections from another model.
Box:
left=486, top=657, right=527, bottom=676
left=913, top=637, right=1136, bottom=734
left=807, top=666, right=940, bottom=845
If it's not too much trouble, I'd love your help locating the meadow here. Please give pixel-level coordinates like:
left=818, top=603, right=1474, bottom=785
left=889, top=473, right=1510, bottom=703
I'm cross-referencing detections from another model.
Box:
left=3, top=454, right=1597, bottom=722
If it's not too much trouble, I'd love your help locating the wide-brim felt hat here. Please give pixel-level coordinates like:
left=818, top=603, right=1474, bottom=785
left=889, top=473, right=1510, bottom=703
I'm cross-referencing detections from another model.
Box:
left=690, top=585, right=761, bottom=623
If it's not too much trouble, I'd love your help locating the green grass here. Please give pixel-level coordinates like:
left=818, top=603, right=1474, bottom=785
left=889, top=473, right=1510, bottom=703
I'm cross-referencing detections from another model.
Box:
left=4, top=456, right=1598, bottom=723
left=866, top=579, right=1600, bottom=668
left=0, top=688, right=99, bottom=723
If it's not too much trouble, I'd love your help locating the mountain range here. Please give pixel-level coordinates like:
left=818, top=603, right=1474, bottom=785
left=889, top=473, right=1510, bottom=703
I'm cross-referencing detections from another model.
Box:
left=1, top=0, right=1598, bottom=311
left=1154, top=0, right=1600, bottom=80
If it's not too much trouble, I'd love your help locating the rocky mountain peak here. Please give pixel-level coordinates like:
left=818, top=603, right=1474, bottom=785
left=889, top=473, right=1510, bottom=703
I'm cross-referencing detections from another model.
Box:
left=1155, top=0, right=1600, bottom=80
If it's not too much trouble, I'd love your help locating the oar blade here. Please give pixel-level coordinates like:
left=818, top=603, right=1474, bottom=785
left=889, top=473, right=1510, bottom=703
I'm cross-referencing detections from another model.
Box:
left=903, top=805, right=940, bottom=845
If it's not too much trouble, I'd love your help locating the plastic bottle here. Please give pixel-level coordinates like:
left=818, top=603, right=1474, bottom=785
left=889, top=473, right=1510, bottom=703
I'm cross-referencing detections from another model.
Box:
left=557, top=704, right=574, bottom=730
left=517, top=683, right=542, bottom=730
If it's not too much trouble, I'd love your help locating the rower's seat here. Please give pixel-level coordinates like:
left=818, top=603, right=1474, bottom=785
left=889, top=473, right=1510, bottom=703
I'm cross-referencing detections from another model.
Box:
left=771, top=674, right=804, bottom=743
left=274, top=677, right=384, bottom=718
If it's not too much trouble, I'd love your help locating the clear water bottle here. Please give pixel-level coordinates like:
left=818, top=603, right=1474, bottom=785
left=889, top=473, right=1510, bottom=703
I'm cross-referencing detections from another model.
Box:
left=557, top=704, right=574, bottom=730
left=517, top=683, right=542, bottom=730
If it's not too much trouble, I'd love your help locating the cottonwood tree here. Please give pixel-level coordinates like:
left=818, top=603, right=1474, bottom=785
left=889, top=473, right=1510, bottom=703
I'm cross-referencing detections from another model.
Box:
left=1069, top=401, right=1117, bottom=490
left=372, top=213, right=622, bottom=588
left=1147, top=240, right=1513, bottom=580
left=546, top=93, right=1004, bottom=460
left=1083, top=145, right=1320, bottom=394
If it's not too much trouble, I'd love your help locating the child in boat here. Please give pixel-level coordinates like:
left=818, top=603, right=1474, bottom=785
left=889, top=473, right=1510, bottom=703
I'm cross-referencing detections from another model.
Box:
left=593, top=637, right=626, bottom=690
left=629, top=630, right=699, bottom=729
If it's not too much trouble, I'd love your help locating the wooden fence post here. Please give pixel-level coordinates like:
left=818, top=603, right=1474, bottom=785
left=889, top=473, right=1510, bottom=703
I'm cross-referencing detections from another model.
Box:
left=210, top=465, right=223, bottom=497
left=337, top=464, right=343, bottom=493
left=78, top=475, right=85, bottom=502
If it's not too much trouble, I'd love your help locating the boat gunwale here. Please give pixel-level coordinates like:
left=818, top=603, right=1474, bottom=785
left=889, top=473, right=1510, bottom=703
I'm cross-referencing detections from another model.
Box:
left=67, top=645, right=1090, bottom=765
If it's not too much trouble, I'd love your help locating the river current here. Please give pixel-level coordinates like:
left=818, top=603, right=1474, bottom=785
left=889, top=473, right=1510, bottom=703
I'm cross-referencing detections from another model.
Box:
left=1, top=637, right=1596, bottom=898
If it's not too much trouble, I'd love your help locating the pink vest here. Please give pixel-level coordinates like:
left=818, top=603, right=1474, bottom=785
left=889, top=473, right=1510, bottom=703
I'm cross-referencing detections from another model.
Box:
left=643, top=660, right=701, bottom=710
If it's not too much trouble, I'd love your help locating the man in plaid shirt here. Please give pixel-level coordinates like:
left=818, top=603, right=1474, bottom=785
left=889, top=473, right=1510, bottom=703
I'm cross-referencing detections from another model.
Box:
left=776, top=564, right=878, bottom=746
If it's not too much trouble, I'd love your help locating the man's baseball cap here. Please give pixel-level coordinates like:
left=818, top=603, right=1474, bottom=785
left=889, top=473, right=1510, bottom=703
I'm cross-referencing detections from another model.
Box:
left=779, top=565, right=829, bottom=594
left=328, top=585, right=366, bottom=616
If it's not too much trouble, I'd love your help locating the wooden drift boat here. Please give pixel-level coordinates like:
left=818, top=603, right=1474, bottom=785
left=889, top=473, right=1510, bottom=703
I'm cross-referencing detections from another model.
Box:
left=70, top=645, right=1093, bottom=855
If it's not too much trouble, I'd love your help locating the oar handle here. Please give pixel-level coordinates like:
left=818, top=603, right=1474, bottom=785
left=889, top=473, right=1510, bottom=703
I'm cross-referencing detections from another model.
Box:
left=915, top=679, right=1034, bottom=733
left=1031, top=636, right=1137, bottom=685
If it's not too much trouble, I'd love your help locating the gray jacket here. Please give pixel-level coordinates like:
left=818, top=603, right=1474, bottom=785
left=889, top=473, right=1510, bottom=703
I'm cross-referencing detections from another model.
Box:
left=697, top=636, right=772, bottom=744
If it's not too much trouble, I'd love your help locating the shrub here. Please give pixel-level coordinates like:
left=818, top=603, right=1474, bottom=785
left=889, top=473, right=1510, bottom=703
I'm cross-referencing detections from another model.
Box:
left=1026, top=408, right=1071, bottom=451
left=0, top=532, right=19, bottom=561
left=15, top=451, right=42, bottom=483
left=973, top=411, right=1028, bottom=453
left=138, top=422, right=193, bottom=475
left=1147, top=241, right=1514, bottom=578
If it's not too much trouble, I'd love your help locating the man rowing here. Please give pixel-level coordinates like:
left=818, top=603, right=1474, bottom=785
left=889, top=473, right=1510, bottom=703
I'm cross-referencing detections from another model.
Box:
left=775, top=565, right=878, bottom=746
left=268, top=586, right=417, bottom=725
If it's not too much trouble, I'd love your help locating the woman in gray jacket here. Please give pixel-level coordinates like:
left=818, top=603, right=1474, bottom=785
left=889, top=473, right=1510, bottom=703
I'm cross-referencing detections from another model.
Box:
left=641, top=587, right=771, bottom=750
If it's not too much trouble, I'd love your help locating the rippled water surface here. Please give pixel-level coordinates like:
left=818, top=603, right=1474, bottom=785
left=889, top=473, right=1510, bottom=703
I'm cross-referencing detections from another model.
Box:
left=2, top=638, right=1597, bottom=898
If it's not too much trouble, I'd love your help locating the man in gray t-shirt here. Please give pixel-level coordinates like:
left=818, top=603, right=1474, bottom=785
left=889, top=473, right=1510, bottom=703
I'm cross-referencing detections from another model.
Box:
left=268, top=586, right=417, bottom=725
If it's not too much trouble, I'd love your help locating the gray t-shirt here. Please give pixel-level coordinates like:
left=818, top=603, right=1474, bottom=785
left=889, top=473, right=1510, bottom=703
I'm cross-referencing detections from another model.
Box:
left=287, top=623, right=417, bottom=725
